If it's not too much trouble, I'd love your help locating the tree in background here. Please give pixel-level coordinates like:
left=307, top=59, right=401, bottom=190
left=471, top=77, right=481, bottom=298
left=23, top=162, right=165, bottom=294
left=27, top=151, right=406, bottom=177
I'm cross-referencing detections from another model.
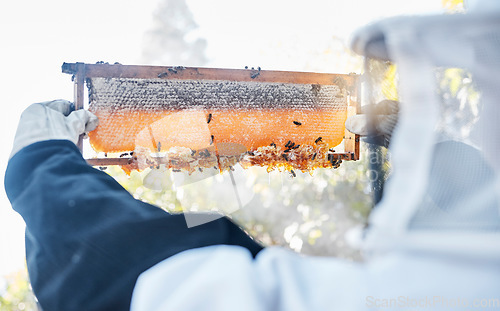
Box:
left=142, top=0, right=208, bottom=66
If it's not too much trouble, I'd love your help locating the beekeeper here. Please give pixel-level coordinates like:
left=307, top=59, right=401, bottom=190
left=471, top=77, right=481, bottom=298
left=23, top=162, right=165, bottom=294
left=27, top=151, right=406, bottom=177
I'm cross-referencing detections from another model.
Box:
left=5, top=2, right=500, bottom=311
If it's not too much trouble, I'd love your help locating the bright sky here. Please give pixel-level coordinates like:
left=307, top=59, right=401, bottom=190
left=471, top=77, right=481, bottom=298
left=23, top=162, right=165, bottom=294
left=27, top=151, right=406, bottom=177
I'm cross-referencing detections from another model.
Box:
left=0, top=0, right=442, bottom=276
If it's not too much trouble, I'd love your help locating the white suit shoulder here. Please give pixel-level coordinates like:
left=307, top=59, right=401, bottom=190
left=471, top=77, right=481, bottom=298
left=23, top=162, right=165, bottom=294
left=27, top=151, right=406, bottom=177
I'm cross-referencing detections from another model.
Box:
left=131, top=245, right=367, bottom=311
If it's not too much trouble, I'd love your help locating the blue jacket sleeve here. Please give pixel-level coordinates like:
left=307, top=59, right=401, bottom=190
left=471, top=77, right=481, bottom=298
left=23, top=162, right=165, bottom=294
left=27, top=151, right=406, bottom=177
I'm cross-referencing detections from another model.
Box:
left=4, top=140, right=263, bottom=311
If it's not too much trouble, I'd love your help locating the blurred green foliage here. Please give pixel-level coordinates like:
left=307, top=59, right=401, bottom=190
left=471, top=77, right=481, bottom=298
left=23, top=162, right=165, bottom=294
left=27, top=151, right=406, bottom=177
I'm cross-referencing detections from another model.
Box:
left=106, top=144, right=374, bottom=259
left=0, top=269, right=37, bottom=311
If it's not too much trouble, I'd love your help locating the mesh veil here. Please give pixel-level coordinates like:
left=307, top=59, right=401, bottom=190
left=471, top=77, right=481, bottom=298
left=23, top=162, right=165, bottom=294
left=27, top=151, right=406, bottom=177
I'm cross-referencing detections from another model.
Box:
left=358, top=12, right=500, bottom=256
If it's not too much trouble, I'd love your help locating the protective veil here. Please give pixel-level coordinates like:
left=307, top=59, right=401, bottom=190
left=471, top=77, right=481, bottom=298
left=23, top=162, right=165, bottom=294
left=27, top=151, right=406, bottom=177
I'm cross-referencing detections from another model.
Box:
left=351, top=3, right=500, bottom=258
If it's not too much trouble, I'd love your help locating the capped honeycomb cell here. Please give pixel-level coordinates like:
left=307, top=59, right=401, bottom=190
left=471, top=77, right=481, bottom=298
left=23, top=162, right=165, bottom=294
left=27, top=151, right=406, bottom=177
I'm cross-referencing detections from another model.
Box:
left=88, top=78, right=347, bottom=155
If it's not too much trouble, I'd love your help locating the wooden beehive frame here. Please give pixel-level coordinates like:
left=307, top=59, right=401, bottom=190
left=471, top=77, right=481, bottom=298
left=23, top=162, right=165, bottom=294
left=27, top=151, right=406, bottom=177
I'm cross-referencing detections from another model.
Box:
left=62, top=62, right=360, bottom=166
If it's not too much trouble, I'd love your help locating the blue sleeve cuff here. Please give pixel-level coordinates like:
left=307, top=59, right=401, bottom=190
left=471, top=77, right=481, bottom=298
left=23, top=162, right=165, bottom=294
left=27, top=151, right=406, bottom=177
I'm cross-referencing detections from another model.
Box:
left=5, top=140, right=85, bottom=203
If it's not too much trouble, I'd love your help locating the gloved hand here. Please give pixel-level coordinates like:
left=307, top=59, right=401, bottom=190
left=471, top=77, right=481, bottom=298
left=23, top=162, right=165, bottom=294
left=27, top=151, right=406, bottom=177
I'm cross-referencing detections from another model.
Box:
left=10, top=99, right=99, bottom=159
left=345, top=99, right=399, bottom=147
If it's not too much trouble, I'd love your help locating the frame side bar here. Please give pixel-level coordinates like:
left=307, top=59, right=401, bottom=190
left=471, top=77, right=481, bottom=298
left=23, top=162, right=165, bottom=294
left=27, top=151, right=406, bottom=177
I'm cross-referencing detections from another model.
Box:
left=344, top=73, right=360, bottom=160
left=73, top=63, right=86, bottom=152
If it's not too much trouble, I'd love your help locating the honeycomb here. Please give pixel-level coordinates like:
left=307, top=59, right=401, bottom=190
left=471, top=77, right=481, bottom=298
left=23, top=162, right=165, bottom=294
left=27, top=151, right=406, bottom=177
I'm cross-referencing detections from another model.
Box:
left=87, top=77, right=348, bottom=173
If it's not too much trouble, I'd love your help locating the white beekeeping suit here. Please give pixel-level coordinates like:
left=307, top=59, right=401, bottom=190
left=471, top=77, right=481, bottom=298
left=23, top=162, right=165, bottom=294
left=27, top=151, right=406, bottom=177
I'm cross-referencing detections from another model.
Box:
left=466, top=0, right=500, bottom=11
left=131, top=3, right=500, bottom=310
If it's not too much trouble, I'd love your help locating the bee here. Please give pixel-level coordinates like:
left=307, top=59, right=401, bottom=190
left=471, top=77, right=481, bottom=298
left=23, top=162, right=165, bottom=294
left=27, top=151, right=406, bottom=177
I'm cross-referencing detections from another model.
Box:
left=270, top=142, right=276, bottom=148
left=174, top=66, right=185, bottom=70
left=207, top=113, right=212, bottom=124
left=198, top=167, right=203, bottom=172
left=245, top=66, right=248, bottom=69
left=168, top=68, right=178, bottom=74
left=258, top=66, right=261, bottom=71
left=129, top=151, right=134, bottom=156
left=247, top=151, right=255, bottom=156
left=290, top=170, right=296, bottom=178
left=251, top=72, right=260, bottom=79
left=230, top=166, right=235, bottom=171
left=114, top=62, right=121, bottom=65
left=312, top=153, right=317, bottom=160
left=157, top=142, right=162, bottom=152
left=251, top=67, right=254, bottom=70
left=119, top=153, right=128, bottom=158
left=158, top=72, right=168, bottom=78
left=333, top=77, right=347, bottom=90
left=293, top=121, right=302, bottom=126
left=210, top=135, right=214, bottom=145
left=315, top=137, right=322, bottom=144
left=292, top=144, right=300, bottom=149
left=285, top=140, right=292, bottom=148
left=191, top=149, right=196, bottom=156
left=311, top=84, right=321, bottom=94
left=281, top=154, right=289, bottom=161
left=98, top=166, right=107, bottom=171
left=284, top=149, right=290, bottom=153
left=214, top=166, right=218, bottom=170
left=172, top=169, right=181, bottom=172
left=104, top=153, right=108, bottom=158
left=328, top=154, right=338, bottom=166
left=201, top=149, right=211, bottom=158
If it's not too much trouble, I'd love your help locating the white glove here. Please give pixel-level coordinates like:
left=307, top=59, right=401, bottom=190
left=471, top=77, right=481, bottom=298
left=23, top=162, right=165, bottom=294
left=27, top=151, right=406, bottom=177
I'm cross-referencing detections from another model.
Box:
left=349, top=19, right=389, bottom=61
left=10, top=100, right=99, bottom=159
left=345, top=100, right=399, bottom=147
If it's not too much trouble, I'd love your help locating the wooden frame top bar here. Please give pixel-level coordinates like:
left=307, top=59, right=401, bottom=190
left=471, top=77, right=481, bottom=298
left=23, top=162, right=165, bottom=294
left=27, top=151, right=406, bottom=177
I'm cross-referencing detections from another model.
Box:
left=62, top=62, right=358, bottom=88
